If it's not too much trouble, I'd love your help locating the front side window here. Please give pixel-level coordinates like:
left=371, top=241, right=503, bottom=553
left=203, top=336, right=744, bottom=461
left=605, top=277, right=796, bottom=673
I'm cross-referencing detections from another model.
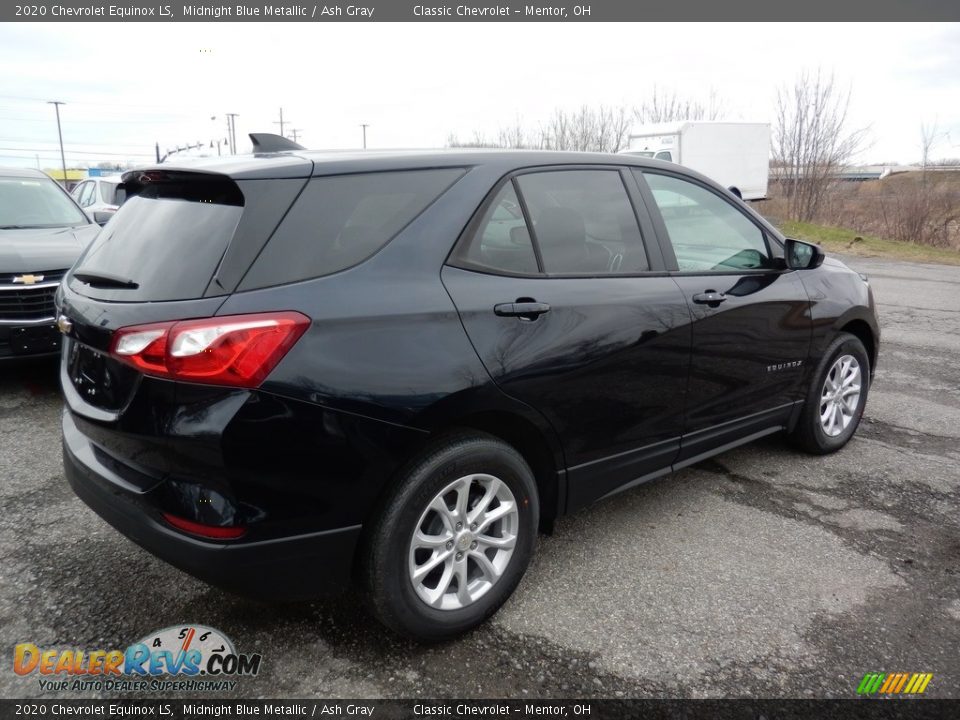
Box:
left=641, top=171, right=773, bottom=272
left=455, top=182, right=538, bottom=275
left=80, top=182, right=96, bottom=207
left=516, top=170, right=649, bottom=275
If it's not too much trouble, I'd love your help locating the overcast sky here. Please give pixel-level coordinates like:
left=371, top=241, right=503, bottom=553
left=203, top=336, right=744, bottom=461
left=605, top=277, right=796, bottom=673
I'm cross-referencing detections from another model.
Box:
left=0, top=22, right=958, bottom=168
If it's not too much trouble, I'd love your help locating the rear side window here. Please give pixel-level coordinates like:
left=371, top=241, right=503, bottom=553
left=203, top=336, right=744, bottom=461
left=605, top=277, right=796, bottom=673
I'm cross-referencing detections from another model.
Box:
left=517, top=170, right=649, bottom=274
left=240, top=169, right=464, bottom=289
left=455, top=182, right=538, bottom=275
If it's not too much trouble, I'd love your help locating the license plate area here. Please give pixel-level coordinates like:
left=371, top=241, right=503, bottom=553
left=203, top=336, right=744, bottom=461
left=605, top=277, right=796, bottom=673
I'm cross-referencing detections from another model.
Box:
left=11, top=324, right=60, bottom=356
left=65, top=337, right=141, bottom=412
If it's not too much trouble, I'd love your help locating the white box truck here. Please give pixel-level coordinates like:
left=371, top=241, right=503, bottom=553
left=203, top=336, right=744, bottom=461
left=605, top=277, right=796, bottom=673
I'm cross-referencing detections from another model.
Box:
left=622, top=121, right=770, bottom=201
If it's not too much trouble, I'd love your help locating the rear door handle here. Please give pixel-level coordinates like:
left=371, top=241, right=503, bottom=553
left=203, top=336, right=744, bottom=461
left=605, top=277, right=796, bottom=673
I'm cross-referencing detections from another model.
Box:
left=494, top=301, right=551, bottom=320
left=692, top=291, right=727, bottom=307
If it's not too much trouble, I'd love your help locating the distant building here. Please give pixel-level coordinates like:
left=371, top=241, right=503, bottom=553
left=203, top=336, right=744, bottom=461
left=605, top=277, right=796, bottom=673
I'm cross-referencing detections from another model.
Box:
left=43, top=168, right=86, bottom=191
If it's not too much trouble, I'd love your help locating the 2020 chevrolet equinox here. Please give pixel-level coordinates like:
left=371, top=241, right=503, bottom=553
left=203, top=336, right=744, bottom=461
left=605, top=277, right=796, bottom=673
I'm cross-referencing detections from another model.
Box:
left=58, top=137, right=879, bottom=641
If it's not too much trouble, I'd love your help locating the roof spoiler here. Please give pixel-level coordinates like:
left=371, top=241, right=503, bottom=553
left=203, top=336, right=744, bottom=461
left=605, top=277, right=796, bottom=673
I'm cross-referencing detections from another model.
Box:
left=249, top=133, right=305, bottom=153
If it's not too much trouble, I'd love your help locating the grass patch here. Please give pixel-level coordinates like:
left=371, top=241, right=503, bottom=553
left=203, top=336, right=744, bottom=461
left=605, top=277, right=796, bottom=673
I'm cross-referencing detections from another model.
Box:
left=780, top=220, right=960, bottom=266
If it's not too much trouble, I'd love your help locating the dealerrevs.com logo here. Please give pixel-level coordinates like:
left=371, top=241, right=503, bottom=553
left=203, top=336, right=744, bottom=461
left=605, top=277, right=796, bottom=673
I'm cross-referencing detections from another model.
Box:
left=14, top=625, right=262, bottom=693
left=857, top=672, right=934, bottom=696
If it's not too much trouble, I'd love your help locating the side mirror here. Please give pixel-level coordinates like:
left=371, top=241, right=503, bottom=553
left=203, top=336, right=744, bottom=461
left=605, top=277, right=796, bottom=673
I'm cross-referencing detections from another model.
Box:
left=784, top=238, right=825, bottom=270
left=93, top=211, right=114, bottom=226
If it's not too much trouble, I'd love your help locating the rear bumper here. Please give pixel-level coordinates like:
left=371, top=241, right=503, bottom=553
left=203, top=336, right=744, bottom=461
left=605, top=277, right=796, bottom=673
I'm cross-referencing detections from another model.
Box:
left=63, top=409, right=361, bottom=599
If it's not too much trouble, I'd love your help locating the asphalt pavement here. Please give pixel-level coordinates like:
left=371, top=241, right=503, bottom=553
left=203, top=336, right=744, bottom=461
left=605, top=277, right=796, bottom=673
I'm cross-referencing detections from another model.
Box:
left=1, top=253, right=957, bottom=700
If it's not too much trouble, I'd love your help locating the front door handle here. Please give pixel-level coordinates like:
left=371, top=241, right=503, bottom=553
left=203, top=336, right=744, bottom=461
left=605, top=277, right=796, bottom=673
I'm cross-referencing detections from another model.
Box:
left=494, top=301, right=551, bottom=320
left=692, top=290, right=727, bottom=307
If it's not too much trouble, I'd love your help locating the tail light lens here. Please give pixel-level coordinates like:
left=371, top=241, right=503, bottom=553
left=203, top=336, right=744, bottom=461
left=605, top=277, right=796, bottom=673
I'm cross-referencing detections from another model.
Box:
left=110, top=311, right=310, bottom=388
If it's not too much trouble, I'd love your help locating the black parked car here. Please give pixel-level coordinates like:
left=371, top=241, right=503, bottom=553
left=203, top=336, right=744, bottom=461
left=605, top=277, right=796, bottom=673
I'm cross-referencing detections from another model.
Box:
left=58, top=139, right=879, bottom=640
left=0, top=168, right=99, bottom=360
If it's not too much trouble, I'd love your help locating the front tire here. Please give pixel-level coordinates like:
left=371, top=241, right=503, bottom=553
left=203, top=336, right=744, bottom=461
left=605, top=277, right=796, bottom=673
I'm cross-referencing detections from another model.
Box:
left=359, top=431, right=539, bottom=641
left=790, top=332, right=870, bottom=454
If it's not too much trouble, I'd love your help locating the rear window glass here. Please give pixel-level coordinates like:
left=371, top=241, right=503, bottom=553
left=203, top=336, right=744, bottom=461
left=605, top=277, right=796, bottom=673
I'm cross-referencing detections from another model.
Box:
left=70, top=177, right=243, bottom=301
left=239, top=169, right=464, bottom=289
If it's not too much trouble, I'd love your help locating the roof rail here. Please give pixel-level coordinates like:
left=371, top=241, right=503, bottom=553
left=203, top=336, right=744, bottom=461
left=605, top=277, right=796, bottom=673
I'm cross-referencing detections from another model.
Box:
left=249, top=133, right=306, bottom=153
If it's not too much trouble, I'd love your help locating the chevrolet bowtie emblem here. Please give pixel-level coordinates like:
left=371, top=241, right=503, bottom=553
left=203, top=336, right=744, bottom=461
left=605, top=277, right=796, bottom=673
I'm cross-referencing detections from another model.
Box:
left=13, top=274, right=44, bottom=285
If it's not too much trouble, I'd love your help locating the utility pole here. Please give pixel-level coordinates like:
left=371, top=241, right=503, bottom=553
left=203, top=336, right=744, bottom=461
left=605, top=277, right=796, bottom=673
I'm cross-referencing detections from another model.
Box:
left=290, top=128, right=303, bottom=144
left=48, top=101, right=68, bottom=187
left=155, top=142, right=160, bottom=163
left=360, top=123, right=369, bottom=149
left=226, top=113, right=239, bottom=153
left=274, top=107, right=287, bottom=138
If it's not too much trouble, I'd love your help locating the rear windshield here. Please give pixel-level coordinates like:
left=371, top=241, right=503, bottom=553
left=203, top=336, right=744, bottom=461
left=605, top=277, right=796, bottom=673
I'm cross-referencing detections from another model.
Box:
left=239, top=168, right=464, bottom=290
left=0, top=176, right=88, bottom=229
left=70, top=176, right=243, bottom=301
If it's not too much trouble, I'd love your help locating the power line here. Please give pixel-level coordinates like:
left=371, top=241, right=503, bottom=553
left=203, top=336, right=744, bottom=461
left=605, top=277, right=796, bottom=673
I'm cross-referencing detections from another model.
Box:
left=274, top=107, right=287, bottom=137
left=0, top=114, right=193, bottom=125
left=0, top=93, right=201, bottom=111
left=1, top=135, right=163, bottom=148
left=0, top=146, right=154, bottom=157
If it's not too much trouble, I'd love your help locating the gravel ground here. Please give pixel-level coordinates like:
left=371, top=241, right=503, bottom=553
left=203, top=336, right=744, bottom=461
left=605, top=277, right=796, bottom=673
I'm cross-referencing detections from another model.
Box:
left=0, top=253, right=957, bottom=700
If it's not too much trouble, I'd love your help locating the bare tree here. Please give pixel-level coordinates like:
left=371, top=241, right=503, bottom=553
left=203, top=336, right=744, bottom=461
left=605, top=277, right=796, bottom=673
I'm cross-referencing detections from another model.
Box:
left=918, top=119, right=950, bottom=185
left=448, top=104, right=633, bottom=153
left=772, top=69, right=868, bottom=222
left=633, top=86, right=726, bottom=124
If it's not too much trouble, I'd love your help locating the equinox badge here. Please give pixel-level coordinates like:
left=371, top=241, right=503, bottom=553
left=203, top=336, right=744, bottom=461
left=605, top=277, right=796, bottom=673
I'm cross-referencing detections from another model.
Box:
left=767, top=360, right=803, bottom=372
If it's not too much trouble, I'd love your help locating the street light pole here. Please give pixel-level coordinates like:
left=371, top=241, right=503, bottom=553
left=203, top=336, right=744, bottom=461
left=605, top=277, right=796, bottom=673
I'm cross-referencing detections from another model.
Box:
left=360, top=123, right=369, bottom=149
left=226, top=113, right=239, bottom=153
left=48, top=101, right=67, bottom=187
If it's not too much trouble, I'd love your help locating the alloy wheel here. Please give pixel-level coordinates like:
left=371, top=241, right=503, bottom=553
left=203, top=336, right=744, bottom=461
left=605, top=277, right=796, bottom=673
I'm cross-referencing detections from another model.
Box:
left=819, top=354, right=862, bottom=437
left=408, top=474, right=519, bottom=610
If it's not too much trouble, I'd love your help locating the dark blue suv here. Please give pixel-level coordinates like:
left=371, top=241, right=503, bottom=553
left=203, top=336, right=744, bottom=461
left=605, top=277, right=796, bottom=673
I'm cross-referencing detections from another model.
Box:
left=58, top=138, right=879, bottom=640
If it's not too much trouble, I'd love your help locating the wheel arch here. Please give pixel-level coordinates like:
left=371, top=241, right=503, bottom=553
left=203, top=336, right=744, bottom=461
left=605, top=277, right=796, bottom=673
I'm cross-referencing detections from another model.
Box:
left=452, top=411, right=565, bottom=532
left=838, top=317, right=878, bottom=377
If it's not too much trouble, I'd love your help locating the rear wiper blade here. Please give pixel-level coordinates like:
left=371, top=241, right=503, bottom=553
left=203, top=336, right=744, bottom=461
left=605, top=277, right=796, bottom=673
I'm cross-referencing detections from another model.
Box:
left=73, top=271, right=139, bottom=289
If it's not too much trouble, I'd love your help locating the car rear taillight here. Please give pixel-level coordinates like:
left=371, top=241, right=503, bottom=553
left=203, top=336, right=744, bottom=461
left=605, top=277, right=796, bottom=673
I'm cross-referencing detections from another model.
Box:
left=110, top=311, right=310, bottom=388
left=162, top=513, right=247, bottom=539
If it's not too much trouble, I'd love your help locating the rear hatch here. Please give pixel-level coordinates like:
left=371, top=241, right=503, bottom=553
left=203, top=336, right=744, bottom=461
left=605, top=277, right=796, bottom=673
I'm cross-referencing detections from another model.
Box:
left=59, top=166, right=310, bottom=421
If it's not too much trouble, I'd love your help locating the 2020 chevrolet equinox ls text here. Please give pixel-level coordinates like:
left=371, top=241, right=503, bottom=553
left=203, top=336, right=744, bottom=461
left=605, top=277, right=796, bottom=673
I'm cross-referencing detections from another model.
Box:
left=58, top=138, right=879, bottom=641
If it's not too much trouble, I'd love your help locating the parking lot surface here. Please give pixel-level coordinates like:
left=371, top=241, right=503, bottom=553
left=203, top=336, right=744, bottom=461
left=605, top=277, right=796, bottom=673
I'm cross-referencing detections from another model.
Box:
left=1, top=254, right=957, bottom=699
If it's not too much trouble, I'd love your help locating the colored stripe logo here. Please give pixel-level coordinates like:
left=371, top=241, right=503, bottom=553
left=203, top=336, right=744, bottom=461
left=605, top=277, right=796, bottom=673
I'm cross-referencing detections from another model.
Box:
left=857, top=672, right=933, bottom=695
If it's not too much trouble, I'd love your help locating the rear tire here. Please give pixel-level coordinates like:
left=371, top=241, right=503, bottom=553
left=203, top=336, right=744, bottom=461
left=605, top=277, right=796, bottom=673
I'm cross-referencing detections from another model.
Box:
left=790, top=332, right=870, bottom=454
left=359, top=431, right=538, bottom=641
